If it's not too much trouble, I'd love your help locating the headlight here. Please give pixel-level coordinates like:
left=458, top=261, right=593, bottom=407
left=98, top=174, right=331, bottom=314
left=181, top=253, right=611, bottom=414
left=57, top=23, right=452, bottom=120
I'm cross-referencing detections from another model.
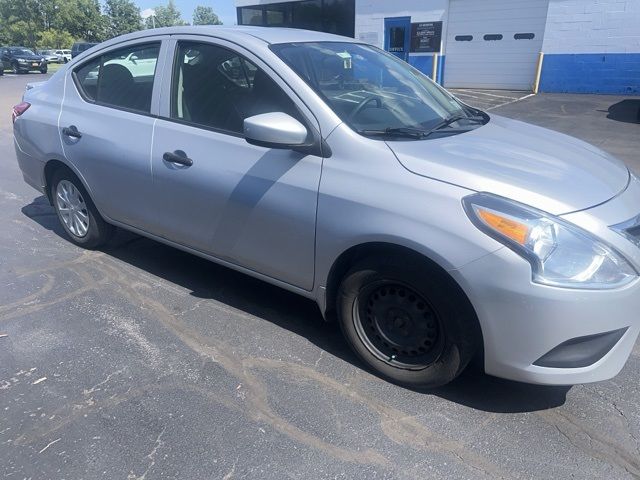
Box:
left=463, top=193, right=637, bottom=289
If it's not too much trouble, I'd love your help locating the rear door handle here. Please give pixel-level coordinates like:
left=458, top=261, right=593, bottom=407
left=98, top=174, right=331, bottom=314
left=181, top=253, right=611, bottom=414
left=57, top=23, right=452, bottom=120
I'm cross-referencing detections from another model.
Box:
left=163, top=150, right=193, bottom=167
left=62, top=125, right=82, bottom=138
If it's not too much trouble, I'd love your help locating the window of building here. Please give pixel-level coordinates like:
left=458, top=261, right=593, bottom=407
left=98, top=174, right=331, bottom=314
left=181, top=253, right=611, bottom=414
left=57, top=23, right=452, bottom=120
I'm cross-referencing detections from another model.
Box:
left=73, top=43, right=160, bottom=113
left=455, top=35, right=473, bottom=41
left=171, top=41, right=301, bottom=134
left=483, top=34, right=503, bottom=41
left=237, top=0, right=355, bottom=37
left=292, top=0, right=322, bottom=31
left=514, top=33, right=535, bottom=40
left=241, top=7, right=263, bottom=25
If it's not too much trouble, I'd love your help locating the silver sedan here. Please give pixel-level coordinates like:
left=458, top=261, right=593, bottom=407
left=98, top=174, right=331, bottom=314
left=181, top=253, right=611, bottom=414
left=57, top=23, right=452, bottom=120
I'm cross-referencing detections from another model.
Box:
left=12, top=26, right=640, bottom=389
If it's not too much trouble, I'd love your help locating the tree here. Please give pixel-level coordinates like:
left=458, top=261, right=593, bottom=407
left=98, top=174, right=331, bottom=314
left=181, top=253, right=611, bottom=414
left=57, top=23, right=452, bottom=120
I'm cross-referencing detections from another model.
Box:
left=192, top=5, right=222, bottom=26
left=0, top=0, right=108, bottom=47
left=105, top=0, right=141, bottom=38
left=54, top=0, right=106, bottom=42
left=0, top=0, right=43, bottom=47
left=38, top=29, right=75, bottom=49
left=145, top=0, right=188, bottom=28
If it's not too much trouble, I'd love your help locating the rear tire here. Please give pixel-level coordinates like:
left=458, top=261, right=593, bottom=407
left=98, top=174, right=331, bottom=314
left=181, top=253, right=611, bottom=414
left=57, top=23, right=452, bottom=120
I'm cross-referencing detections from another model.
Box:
left=337, top=256, right=480, bottom=389
left=51, top=169, right=114, bottom=249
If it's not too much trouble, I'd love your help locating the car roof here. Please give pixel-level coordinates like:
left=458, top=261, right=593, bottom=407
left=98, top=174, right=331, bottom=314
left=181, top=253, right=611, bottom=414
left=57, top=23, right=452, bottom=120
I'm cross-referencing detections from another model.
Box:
left=95, top=26, right=357, bottom=51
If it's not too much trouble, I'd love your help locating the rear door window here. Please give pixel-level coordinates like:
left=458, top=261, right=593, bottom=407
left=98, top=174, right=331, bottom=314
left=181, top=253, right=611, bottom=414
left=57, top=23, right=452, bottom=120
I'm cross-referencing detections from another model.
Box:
left=73, top=42, right=161, bottom=113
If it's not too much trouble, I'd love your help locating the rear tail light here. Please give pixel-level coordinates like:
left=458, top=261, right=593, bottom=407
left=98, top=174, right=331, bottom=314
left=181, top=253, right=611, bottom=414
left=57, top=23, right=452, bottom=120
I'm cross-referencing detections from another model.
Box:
left=12, top=102, right=30, bottom=124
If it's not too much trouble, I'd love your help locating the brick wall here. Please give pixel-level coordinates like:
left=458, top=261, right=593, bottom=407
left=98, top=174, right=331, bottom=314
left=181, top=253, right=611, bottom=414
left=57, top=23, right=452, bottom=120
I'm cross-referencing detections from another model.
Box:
left=542, top=0, right=640, bottom=54
left=540, top=0, right=640, bottom=93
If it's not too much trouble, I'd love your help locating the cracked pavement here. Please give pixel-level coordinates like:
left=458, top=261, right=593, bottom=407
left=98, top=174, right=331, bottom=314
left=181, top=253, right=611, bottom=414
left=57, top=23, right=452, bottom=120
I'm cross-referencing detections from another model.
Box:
left=1, top=73, right=640, bottom=479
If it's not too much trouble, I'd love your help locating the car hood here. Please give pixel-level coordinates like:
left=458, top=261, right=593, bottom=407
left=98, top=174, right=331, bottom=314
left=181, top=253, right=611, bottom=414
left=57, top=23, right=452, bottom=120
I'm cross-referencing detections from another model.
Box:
left=387, top=115, right=629, bottom=215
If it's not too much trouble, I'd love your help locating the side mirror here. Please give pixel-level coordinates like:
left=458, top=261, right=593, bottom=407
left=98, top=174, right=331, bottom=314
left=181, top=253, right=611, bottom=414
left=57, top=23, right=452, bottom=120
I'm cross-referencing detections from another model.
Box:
left=243, top=112, right=308, bottom=149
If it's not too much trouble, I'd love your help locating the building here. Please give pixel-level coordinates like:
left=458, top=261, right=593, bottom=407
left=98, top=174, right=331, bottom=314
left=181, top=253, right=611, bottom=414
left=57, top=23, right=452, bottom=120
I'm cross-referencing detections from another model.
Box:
left=235, top=0, right=640, bottom=94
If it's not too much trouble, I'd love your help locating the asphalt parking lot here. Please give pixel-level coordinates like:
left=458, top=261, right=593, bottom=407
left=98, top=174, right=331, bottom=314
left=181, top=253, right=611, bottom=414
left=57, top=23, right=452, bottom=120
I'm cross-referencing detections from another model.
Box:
left=1, top=72, right=639, bottom=479
left=449, top=89, right=534, bottom=111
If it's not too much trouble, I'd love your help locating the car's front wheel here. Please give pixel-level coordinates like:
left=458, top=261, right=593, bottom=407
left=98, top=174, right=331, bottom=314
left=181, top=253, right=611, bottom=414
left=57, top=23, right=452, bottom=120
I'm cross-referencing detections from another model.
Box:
left=51, top=169, right=114, bottom=249
left=337, top=256, right=480, bottom=389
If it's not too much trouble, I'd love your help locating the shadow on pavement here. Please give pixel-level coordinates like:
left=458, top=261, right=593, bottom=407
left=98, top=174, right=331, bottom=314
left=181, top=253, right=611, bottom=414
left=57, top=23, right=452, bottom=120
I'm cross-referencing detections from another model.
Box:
left=22, top=195, right=570, bottom=413
left=603, top=99, right=640, bottom=124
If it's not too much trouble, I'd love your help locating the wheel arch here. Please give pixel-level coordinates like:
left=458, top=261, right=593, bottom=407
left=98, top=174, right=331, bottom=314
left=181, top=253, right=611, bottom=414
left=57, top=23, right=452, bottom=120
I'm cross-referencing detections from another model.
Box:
left=43, top=158, right=99, bottom=212
left=323, top=241, right=478, bottom=322
left=323, top=240, right=485, bottom=367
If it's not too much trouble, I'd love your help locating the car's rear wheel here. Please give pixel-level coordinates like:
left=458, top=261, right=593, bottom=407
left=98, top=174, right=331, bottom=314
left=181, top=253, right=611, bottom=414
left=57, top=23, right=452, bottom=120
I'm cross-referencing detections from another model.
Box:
left=51, top=169, right=114, bottom=248
left=337, top=256, right=480, bottom=389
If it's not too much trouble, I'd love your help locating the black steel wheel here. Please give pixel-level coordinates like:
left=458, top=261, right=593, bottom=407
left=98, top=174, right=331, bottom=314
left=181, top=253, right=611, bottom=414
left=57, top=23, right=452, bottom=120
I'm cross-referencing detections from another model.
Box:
left=337, top=255, right=480, bottom=389
left=355, top=281, right=444, bottom=369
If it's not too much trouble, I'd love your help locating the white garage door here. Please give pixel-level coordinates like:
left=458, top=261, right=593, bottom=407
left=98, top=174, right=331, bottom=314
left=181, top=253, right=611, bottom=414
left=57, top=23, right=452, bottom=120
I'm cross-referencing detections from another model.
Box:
left=444, top=0, right=548, bottom=90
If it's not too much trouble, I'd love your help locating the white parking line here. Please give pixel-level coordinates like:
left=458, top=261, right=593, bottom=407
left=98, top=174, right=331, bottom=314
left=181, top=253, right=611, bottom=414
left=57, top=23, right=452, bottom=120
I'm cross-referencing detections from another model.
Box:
left=463, top=90, right=524, bottom=100
left=454, top=92, right=496, bottom=102
left=485, top=93, right=535, bottom=110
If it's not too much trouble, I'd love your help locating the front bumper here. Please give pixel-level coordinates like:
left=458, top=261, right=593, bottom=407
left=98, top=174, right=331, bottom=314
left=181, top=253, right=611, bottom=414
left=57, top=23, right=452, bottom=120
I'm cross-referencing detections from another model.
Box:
left=16, top=61, right=46, bottom=71
left=453, top=248, right=640, bottom=385
left=451, top=175, right=640, bottom=385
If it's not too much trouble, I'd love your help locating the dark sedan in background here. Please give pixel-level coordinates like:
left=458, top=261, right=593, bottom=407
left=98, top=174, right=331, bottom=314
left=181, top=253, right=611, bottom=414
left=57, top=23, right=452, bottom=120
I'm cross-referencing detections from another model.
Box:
left=0, top=47, right=47, bottom=74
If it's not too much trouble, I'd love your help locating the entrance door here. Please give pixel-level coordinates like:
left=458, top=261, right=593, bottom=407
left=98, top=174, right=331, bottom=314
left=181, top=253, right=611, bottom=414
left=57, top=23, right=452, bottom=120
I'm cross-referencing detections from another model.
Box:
left=384, top=17, right=411, bottom=62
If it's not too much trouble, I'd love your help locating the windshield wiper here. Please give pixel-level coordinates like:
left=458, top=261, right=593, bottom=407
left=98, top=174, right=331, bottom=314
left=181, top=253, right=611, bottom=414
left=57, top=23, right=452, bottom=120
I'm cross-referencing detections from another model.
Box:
left=358, top=114, right=485, bottom=140
left=358, top=126, right=429, bottom=139
left=424, top=114, right=485, bottom=137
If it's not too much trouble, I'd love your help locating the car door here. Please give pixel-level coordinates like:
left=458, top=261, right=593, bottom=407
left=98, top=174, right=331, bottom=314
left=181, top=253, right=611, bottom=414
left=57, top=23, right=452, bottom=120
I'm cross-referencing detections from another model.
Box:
left=149, top=37, right=324, bottom=290
left=58, top=37, right=168, bottom=229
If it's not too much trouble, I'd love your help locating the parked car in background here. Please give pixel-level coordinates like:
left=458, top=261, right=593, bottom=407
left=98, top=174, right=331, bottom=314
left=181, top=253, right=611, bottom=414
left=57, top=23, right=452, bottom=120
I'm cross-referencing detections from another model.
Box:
left=57, top=49, right=72, bottom=63
left=39, top=49, right=61, bottom=64
left=0, top=47, right=47, bottom=74
left=12, top=27, right=640, bottom=389
left=71, top=42, right=98, bottom=59
left=104, top=48, right=158, bottom=78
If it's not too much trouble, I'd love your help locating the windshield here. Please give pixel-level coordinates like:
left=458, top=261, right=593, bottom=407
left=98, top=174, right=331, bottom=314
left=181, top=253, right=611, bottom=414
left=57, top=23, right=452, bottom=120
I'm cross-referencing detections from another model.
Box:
left=271, top=42, right=486, bottom=139
left=13, top=48, right=35, bottom=56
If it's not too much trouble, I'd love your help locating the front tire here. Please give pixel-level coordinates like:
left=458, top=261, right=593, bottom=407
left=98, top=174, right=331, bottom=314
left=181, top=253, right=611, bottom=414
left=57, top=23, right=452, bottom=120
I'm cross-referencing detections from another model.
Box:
left=337, top=257, right=480, bottom=389
left=51, top=169, right=114, bottom=249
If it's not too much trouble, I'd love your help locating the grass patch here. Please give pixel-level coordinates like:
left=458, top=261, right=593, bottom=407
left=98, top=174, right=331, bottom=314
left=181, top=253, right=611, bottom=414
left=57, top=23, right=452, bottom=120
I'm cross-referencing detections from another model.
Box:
left=47, top=62, right=65, bottom=73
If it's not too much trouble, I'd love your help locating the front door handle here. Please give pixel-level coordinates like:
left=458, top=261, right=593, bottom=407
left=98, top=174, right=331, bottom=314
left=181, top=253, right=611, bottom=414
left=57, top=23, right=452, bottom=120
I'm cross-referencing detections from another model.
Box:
left=62, top=125, right=82, bottom=138
left=163, top=150, right=193, bottom=167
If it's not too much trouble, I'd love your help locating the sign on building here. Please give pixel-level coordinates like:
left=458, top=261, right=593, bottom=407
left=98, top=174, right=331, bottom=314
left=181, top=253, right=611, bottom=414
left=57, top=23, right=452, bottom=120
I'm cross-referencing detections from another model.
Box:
left=410, top=21, right=442, bottom=53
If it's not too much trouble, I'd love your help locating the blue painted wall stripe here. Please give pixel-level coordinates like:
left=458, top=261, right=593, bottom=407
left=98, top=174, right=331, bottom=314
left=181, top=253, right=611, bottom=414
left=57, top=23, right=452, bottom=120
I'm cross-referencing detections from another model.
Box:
left=540, top=53, right=640, bottom=95
left=408, top=54, right=446, bottom=85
